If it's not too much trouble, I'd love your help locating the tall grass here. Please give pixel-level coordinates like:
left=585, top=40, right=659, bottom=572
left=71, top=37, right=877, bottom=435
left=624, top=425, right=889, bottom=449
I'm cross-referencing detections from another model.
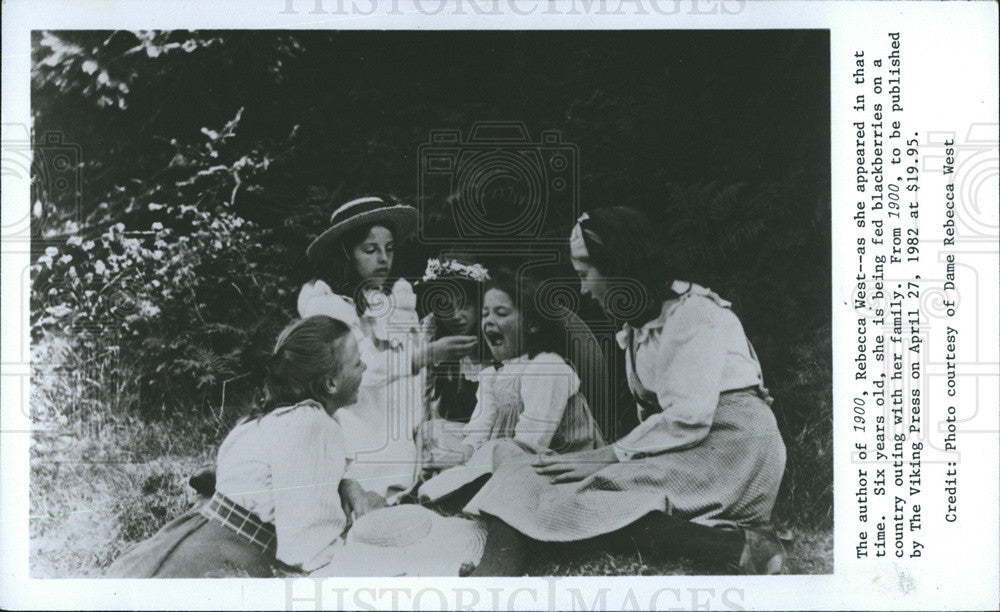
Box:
left=31, top=331, right=832, bottom=577
left=30, top=335, right=221, bottom=577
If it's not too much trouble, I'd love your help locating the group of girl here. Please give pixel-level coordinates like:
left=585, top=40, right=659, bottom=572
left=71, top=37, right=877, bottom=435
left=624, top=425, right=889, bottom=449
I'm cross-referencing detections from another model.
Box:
left=107, top=196, right=788, bottom=578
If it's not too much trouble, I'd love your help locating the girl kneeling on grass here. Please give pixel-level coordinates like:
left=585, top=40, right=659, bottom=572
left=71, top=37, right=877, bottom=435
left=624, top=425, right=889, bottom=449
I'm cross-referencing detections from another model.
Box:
left=106, top=315, right=377, bottom=578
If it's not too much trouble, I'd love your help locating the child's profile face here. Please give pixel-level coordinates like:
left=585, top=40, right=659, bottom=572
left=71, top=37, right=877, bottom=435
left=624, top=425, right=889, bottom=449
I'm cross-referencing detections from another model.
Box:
left=569, top=233, right=610, bottom=308
left=331, top=335, right=365, bottom=406
left=481, top=288, right=525, bottom=362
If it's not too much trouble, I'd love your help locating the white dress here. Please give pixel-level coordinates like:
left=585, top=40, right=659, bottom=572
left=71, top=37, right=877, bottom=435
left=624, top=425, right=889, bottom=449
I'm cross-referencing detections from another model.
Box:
left=297, top=278, right=426, bottom=502
left=460, top=352, right=601, bottom=453
left=417, top=352, right=602, bottom=503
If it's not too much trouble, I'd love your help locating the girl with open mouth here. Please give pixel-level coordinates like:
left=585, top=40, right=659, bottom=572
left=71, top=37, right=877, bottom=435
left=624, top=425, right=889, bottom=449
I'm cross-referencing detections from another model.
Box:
left=417, top=267, right=603, bottom=500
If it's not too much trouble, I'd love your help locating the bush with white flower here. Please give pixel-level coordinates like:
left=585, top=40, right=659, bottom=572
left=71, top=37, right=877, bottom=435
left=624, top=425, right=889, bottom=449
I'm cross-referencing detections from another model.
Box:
left=31, top=110, right=295, bottom=419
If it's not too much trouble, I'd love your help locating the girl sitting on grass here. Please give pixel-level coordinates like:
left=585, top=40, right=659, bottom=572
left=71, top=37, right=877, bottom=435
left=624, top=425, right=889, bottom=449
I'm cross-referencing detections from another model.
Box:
left=106, top=315, right=379, bottom=578
left=298, top=196, right=478, bottom=503
left=415, top=256, right=492, bottom=424
left=419, top=268, right=604, bottom=489
left=465, top=207, right=788, bottom=576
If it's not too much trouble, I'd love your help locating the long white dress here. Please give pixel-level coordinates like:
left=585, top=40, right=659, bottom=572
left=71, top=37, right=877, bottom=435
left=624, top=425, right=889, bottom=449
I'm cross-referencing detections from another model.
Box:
left=298, top=278, right=426, bottom=502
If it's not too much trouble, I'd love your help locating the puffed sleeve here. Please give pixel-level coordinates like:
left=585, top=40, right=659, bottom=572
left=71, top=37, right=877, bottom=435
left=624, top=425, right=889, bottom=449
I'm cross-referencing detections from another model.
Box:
left=297, top=281, right=417, bottom=388
left=461, top=367, right=498, bottom=450
left=613, top=300, right=728, bottom=459
left=297, top=280, right=360, bottom=328
left=515, top=353, right=579, bottom=449
left=268, top=406, right=348, bottom=572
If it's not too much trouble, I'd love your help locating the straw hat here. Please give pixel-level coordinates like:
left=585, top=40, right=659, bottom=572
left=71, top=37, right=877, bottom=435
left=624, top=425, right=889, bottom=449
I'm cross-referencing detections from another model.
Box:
left=306, top=196, right=419, bottom=264
left=311, top=504, right=488, bottom=577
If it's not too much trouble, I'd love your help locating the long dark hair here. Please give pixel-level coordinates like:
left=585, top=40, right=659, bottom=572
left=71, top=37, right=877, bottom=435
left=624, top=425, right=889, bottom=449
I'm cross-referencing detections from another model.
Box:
left=578, top=206, right=680, bottom=326
left=419, top=275, right=486, bottom=418
left=243, top=315, right=353, bottom=422
left=484, top=266, right=569, bottom=361
left=313, top=220, right=397, bottom=318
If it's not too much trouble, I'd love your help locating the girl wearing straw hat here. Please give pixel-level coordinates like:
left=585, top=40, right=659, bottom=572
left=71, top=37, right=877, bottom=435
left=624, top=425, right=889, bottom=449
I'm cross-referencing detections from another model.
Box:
left=298, top=196, right=478, bottom=505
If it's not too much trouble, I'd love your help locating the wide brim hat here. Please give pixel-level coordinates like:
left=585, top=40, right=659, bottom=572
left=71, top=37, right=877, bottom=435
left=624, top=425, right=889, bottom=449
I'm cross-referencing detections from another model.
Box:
left=306, top=196, right=419, bottom=265
left=310, top=504, right=488, bottom=577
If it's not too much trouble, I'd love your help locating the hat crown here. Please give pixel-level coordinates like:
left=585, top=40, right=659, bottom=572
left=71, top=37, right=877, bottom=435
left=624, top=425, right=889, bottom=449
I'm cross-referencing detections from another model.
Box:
left=349, top=504, right=434, bottom=548
left=330, top=196, right=389, bottom=224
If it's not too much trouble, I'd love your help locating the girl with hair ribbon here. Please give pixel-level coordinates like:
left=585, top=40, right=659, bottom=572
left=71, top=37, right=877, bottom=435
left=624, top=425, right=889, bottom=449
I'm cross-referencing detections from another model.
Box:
left=106, top=316, right=368, bottom=577
left=464, top=207, right=788, bottom=576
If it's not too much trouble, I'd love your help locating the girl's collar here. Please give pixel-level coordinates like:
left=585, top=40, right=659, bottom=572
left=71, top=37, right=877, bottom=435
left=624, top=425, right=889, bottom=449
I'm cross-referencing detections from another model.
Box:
left=616, top=281, right=731, bottom=347
left=491, top=352, right=530, bottom=370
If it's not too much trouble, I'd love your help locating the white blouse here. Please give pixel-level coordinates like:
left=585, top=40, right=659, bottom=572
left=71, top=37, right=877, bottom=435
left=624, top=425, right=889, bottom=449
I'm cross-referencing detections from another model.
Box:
left=461, top=352, right=580, bottom=451
left=297, top=279, right=420, bottom=390
left=297, top=279, right=426, bottom=501
left=215, top=401, right=347, bottom=572
left=612, top=282, right=766, bottom=461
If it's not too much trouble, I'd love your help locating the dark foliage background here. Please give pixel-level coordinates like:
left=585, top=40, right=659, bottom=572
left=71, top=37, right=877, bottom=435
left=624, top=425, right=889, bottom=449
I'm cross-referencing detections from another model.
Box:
left=31, top=30, right=830, bottom=527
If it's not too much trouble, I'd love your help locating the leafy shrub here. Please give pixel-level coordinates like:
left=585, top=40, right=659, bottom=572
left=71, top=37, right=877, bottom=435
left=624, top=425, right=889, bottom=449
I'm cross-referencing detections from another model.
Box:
left=31, top=109, right=296, bottom=421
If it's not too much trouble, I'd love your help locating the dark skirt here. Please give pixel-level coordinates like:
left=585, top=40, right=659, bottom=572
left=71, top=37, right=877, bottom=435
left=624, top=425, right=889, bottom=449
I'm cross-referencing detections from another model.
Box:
left=104, top=499, right=276, bottom=578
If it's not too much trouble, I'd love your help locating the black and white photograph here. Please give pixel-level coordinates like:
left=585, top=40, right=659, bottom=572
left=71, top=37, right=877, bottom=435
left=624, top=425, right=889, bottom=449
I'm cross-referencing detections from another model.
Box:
left=4, top=2, right=998, bottom=610
left=26, top=28, right=832, bottom=579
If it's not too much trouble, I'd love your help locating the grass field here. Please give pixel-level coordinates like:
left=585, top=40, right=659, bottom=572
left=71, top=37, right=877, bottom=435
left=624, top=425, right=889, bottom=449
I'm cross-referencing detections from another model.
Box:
left=29, top=338, right=832, bottom=578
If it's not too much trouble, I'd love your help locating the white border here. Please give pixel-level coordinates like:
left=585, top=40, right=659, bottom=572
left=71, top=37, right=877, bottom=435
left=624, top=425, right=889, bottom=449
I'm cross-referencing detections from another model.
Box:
left=3, top=1, right=998, bottom=610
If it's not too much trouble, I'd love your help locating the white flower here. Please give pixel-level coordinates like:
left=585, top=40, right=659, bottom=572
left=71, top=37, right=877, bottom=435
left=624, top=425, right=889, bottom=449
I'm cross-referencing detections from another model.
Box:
left=421, top=258, right=489, bottom=282
left=421, top=258, right=442, bottom=281
left=94, top=260, right=107, bottom=275
left=58, top=254, right=73, bottom=264
left=45, top=305, right=73, bottom=318
left=151, top=222, right=164, bottom=231
left=45, top=246, right=59, bottom=257
left=67, top=235, right=83, bottom=247
left=148, top=203, right=165, bottom=211
left=81, top=60, right=98, bottom=74
left=139, top=300, right=161, bottom=317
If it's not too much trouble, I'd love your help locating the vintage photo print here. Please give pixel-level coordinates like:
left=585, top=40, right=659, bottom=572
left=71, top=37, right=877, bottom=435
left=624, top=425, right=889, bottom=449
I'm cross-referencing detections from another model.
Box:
left=1, top=1, right=997, bottom=611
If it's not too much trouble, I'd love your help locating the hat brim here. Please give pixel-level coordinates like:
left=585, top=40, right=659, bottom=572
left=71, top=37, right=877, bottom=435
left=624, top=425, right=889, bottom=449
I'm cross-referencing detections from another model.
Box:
left=310, top=509, right=487, bottom=577
left=306, top=206, right=419, bottom=264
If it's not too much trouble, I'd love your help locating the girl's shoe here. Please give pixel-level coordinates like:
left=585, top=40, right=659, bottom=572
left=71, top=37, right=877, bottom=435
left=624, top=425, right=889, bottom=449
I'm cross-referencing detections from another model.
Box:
left=738, top=527, right=787, bottom=574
